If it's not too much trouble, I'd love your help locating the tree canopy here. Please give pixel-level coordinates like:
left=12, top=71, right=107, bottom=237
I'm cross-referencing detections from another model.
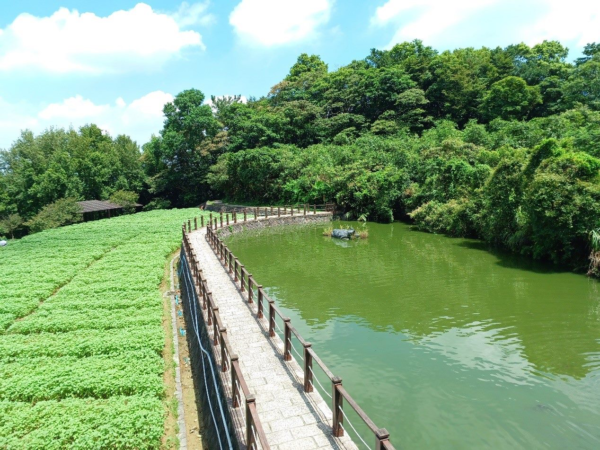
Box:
left=2, top=39, right=600, bottom=272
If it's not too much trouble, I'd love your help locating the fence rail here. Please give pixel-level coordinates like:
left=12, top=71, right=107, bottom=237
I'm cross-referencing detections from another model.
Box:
left=189, top=208, right=396, bottom=450
left=181, top=229, right=270, bottom=450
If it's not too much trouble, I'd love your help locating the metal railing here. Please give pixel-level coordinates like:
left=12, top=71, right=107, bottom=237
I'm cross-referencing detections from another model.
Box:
left=181, top=228, right=270, bottom=450
left=197, top=211, right=396, bottom=450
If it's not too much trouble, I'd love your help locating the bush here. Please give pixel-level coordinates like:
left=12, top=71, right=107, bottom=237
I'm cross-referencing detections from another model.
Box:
left=143, top=198, right=171, bottom=211
left=25, top=198, right=82, bottom=233
left=109, top=190, right=139, bottom=214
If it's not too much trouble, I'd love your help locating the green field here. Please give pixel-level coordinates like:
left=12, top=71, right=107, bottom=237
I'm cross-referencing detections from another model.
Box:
left=0, top=209, right=201, bottom=449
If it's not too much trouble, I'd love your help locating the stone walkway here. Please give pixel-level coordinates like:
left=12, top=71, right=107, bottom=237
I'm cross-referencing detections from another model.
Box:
left=188, top=226, right=357, bottom=450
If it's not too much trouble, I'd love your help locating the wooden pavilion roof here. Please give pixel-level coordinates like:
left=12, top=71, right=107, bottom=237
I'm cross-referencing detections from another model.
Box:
left=77, top=200, right=140, bottom=214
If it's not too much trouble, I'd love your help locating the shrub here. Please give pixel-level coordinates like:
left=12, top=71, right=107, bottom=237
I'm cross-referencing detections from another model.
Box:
left=25, top=198, right=82, bottom=233
left=109, top=190, right=139, bottom=214
left=143, top=198, right=171, bottom=211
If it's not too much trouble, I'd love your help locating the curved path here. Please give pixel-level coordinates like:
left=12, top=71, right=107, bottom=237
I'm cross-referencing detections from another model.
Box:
left=188, top=225, right=356, bottom=450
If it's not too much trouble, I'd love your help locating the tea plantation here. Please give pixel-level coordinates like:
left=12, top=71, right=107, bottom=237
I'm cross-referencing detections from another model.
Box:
left=0, top=209, right=202, bottom=449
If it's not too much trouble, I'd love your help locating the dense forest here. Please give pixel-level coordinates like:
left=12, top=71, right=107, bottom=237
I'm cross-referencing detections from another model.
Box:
left=1, top=40, right=600, bottom=272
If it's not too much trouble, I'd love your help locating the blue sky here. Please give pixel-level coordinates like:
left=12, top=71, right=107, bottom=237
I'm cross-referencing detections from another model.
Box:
left=0, top=0, right=598, bottom=149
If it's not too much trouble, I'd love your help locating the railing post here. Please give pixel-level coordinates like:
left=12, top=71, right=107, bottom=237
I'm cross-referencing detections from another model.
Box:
left=233, top=211, right=237, bottom=223
left=303, top=343, right=313, bottom=392
left=291, top=206, right=294, bottom=216
left=268, top=299, right=276, bottom=337
left=220, top=328, right=228, bottom=371
left=255, top=208, right=258, bottom=221
left=246, top=395, right=257, bottom=450
left=277, top=207, right=280, bottom=217
left=207, top=297, right=213, bottom=326
left=234, top=259, right=239, bottom=282
left=270, top=206, right=273, bottom=216
left=213, top=308, right=220, bottom=345
left=226, top=213, right=229, bottom=226
left=220, top=214, right=223, bottom=228
left=265, top=207, right=268, bottom=218
left=240, top=266, right=245, bottom=292
left=187, top=220, right=191, bottom=232
left=247, top=275, right=254, bottom=303
left=209, top=212, right=213, bottom=225
left=228, top=250, right=233, bottom=274
left=194, top=217, right=197, bottom=230
left=303, top=204, right=306, bottom=215
left=284, top=205, right=287, bottom=215
left=332, top=377, right=344, bottom=437
left=244, top=209, right=247, bottom=222
left=257, top=286, right=264, bottom=318
left=313, top=204, right=316, bottom=215
left=201, top=216, right=204, bottom=228
left=283, top=318, right=292, bottom=361
left=231, top=355, right=240, bottom=408
left=376, top=428, right=391, bottom=450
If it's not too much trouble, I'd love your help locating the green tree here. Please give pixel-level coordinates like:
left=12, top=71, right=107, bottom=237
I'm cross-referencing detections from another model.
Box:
left=426, top=48, right=498, bottom=125
left=0, top=126, right=144, bottom=221
left=143, top=89, right=220, bottom=206
left=481, top=76, right=542, bottom=120
left=286, top=54, right=328, bottom=81
left=0, top=214, right=23, bottom=239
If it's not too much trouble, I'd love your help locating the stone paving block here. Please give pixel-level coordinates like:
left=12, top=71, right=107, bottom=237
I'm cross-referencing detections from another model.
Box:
left=302, top=412, right=319, bottom=425
left=265, top=429, right=294, bottom=446
left=268, top=416, right=304, bottom=433
left=291, top=424, right=325, bottom=439
left=278, top=437, right=318, bottom=450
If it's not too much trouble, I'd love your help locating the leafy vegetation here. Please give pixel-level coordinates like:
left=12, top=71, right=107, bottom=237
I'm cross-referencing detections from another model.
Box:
left=25, top=197, right=83, bottom=233
left=0, top=209, right=201, bottom=448
left=1, top=39, right=599, bottom=271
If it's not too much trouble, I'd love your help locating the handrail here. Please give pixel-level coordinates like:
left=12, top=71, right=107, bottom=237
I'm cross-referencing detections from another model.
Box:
left=196, top=210, right=396, bottom=449
left=181, top=227, right=270, bottom=450
left=210, top=202, right=336, bottom=216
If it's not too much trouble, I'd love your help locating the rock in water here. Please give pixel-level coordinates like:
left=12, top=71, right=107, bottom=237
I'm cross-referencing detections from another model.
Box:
left=331, top=228, right=355, bottom=239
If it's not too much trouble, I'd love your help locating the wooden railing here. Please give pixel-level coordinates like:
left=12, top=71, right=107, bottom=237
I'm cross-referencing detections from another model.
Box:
left=202, top=202, right=336, bottom=229
left=181, top=227, right=270, bottom=450
left=198, top=213, right=396, bottom=450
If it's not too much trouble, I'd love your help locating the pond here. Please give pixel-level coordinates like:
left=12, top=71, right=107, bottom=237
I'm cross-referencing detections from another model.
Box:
left=225, top=221, right=600, bottom=449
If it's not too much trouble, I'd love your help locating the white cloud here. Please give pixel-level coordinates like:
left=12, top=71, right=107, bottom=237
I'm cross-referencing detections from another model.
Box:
left=229, top=0, right=332, bottom=47
left=521, top=0, right=600, bottom=47
left=372, top=0, right=498, bottom=48
left=173, top=1, right=216, bottom=28
left=39, top=95, right=109, bottom=120
left=372, top=0, right=600, bottom=52
left=0, top=3, right=206, bottom=74
left=0, top=91, right=174, bottom=149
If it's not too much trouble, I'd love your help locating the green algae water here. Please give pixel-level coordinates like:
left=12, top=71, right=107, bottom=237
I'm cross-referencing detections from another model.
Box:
left=225, top=222, right=600, bottom=449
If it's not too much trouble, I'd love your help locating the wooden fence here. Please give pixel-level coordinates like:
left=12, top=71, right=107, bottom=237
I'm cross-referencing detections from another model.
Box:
left=181, top=208, right=396, bottom=450
left=181, top=230, right=270, bottom=450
